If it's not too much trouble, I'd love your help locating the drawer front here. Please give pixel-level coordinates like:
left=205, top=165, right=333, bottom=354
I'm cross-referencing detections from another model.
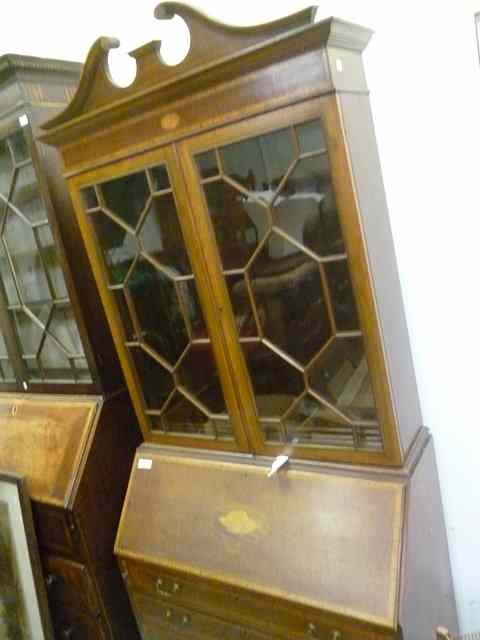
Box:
left=121, top=559, right=394, bottom=640
left=44, top=555, right=101, bottom=616
left=50, top=607, right=106, bottom=640
left=132, top=593, right=271, bottom=640
left=33, top=503, right=81, bottom=558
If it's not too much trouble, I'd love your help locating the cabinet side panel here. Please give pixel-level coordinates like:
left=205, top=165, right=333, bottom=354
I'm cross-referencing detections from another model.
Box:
left=338, top=92, right=422, bottom=456
left=73, top=392, right=142, bottom=639
left=400, top=438, right=458, bottom=639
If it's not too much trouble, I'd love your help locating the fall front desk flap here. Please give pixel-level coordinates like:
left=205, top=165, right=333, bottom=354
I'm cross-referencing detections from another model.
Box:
left=116, top=448, right=404, bottom=628
left=0, top=394, right=98, bottom=506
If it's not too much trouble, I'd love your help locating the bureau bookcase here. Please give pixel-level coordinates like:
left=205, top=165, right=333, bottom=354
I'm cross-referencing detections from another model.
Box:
left=0, top=55, right=141, bottom=639
left=42, top=4, right=458, bottom=638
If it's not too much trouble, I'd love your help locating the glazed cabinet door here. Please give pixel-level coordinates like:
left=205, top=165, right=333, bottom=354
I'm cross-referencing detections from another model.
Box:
left=177, top=97, right=399, bottom=465
left=71, top=96, right=400, bottom=464
left=0, top=120, right=93, bottom=390
left=72, top=145, right=250, bottom=451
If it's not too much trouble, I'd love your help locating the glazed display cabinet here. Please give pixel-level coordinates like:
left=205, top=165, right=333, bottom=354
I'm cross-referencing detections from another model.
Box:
left=0, top=55, right=141, bottom=638
left=42, top=4, right=458, bottom=639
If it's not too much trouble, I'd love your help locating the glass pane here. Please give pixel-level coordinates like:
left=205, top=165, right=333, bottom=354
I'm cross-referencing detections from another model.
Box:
left=203, top=180, right=268, bottom=270
left=274, top=155, right=344, bottom=257
left=176, top=344, right=227, bottom=414
left=225, top=274, right=257, bottom=337
left=156, top=392, right=216, bottom=437
left=149, top=165, right=170, bottom=192
left=0, top=240, right=19, bottom=304
left=285, top=394, right=354, bottom=448
left=39, top=334, right=75, bottom=382
left=101, top=171, right=150, bottom=229
left=0, top=139, right=13, bottom=196
left=81, top=186, right=98, bottom=210
left=196, top=151, right=218, bottom=180
left=324, top=260, right=359, bottom=331
left=91, top=212, right=137, bottom=285
left=242, top=342, right=303, bottom=420
left=4, top=210, right=50, bottom=304
left=74, top=358, right=92, bottom=383
left=11, top=164, right=49, bottom=224
left=259, top=421, right=284, bottom=444
left=36, top=225, right=69, bottom=299
left=220, top=128, right=294, bottom=194
left=129, top=346, right=174, bottom=410
left=181, top=280, right=206, bottom=340
left=9, top=129, right=30, bottom=163
left=0, top=332, right=14, bottom=382
left=295, top=119, right=327, bottom=154
left=126, top=258, right=188, bottom=366
left=0, top=331, right=8, bottom=357
left=309, top=337, right=378, bottom=422
left=12, top=310, right=44, bottom=356
left=249, top=234, right=331, bottom=365
left=0, top=359, right=15, bottom=382
left=139, top=194, right=191, bottom=275
left=47, top=306, right=84, bottom=355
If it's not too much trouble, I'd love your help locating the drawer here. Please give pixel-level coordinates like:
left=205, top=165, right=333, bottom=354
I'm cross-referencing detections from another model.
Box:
left=132, top=592, right=272, bottom=640
left=33, top=502, right=82, bottom=558
left=121, top=558, right=395, bottom=640
left=43, top=554, right=101, bottom=616
left=50, top=606, right=106, bottom=640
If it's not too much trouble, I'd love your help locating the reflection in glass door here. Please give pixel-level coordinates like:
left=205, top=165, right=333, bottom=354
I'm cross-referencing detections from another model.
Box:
left=0, top=127, right=90, bottom=385
left=194, top=119, right=382, bottom=452
left=81, top=162, right=233, bottom=441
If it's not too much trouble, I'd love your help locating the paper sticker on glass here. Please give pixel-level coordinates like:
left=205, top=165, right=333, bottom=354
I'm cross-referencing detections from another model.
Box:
left=196, top=119, right=382, bottom=452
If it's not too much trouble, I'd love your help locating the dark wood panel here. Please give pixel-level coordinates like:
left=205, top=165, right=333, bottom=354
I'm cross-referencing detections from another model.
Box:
left=117, top=449, right=404, bottom=630
left=73, top=391, right=142, bottom=639
left=132, top=592, right=274, bottom=640
left=399, top=439, right=458, bottom=638
left=43, top=554, right=101, bottom=616
left=337, top=92, right=423, bottom=457
left=32, top=502, right=81, bottom=559
left=122, top=557, right=396, bottom=640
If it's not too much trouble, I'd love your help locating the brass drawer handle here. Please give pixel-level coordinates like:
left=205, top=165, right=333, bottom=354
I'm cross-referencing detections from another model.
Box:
left=307, top=623, right=342, bottom=639
left=181, top=614, right=191, bottom=627
left=156, top=577, right=181, bottom=598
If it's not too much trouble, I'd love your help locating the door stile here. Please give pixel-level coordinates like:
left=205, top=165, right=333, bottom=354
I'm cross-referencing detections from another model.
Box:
left=166, top=145, right=253, bottom=452
left=174, top=142, right=265, bottom=455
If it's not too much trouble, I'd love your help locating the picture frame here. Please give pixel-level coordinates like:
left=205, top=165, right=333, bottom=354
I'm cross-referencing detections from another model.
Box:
left=0, top=472, right=53, bottom=640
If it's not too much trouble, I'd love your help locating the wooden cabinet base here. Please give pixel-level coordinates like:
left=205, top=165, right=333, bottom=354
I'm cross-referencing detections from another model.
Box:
left=116, top=430, right=457, bottom=640
left=0, top=393, right=142, bottom=639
